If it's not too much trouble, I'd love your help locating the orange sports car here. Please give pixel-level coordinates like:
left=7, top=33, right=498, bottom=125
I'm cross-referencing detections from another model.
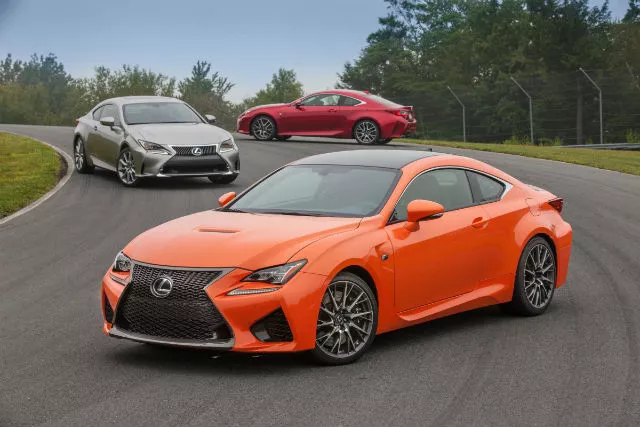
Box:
left=102, top=150, right=572, bottom=364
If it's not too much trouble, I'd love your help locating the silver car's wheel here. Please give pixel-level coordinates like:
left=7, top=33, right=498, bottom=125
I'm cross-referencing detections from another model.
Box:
left=73, top=138, right=93, bottom=174
left=354, top=120, right=380, bottom=144
left=117, top=149, right=138, bottom=187
left=251, top=116, right=276, bottom=141
left=504, top=237, right=556, bottom=316
left=313, top=272, right=377, bottom=365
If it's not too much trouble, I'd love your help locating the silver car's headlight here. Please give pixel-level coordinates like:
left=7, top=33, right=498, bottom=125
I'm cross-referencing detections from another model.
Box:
left=137, top=139, right=171, bottom=155
left=219, top=137, right=237, bottom=152
left=241, top=260, right=307, bottom=285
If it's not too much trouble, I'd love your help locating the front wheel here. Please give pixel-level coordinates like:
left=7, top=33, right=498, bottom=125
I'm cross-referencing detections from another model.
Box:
left=251, top=116, right=276, bottom=141
left=311, top=272, right=378, bottom=365
left=74, top=138, right=94, bottom=174
left=354, top=120, right=380, bottom=144
left=117, top=148, right=139, bottom=187
left=503, top=237, right=557, bottom=316
left=208, top=173, right=238, bottom=184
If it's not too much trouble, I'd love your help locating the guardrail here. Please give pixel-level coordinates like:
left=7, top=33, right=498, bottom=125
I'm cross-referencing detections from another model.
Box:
left=559, top=143, right=640, bottom=150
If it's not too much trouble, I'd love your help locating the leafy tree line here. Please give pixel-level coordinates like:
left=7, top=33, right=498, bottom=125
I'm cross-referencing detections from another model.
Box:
left=0, top=54, right=304, bottom=131
left=339, top=0, right=640, bottom=144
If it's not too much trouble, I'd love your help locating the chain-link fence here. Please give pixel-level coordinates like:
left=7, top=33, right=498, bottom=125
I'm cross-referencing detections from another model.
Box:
left=393, top=68, right=640, bottom=145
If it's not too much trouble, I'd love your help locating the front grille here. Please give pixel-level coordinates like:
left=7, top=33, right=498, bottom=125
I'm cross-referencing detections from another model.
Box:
left=171, top=145, right=217, bottom=156
left=104, top=294, right=114, bottom=323
left=251, top=309, right=293, bottom=342
left=161, top=155, right=229, bottom=175
left=114, top=264, right=230, bottom=341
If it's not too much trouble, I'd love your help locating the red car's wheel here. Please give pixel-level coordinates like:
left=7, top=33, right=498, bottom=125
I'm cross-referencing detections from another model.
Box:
left=354, top=120, right=380, bottom=144
left=251, top=115, right=276, bottom=141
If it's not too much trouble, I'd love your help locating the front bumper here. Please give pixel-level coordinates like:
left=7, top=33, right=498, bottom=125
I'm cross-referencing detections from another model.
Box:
left=102, top=263, right=328, bottom=353
left=130, top=144, right=240, bottom=178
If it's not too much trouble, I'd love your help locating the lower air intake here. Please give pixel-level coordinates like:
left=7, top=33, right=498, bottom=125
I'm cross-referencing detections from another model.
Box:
left=104, top=294, right=114, bottom=323
left=251, top=309, right=294, bottom=342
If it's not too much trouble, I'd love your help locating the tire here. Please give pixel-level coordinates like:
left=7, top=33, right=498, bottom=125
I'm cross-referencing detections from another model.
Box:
left=208, top=173, right=238, bottom=184
left=116, top=148, right=139, bottom=187
left=503, top=236, right=557, bottom=316
left=379, top=138, right=393, bottom=144
left=251, top=115, right=276, bottom=141
left=73, top=137, right=94, bottom=174
left=354, top=120, right=380, bottom=144
left=275, top=136, right=291, bottom=141
left=311, top=272, right=378, bottom=365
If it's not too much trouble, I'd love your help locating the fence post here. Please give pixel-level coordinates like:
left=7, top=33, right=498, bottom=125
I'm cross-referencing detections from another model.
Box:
left=447, top=86, right=466, bottom=142
left=510, top=77, right=534, bottom=145
left=579, top=68, right=604, bottom=144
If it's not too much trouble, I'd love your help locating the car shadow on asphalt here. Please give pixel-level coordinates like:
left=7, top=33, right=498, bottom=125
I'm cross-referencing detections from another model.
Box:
left=88, top=168, right=236, bottom=191
left=106, top=305, right=520, bottom=372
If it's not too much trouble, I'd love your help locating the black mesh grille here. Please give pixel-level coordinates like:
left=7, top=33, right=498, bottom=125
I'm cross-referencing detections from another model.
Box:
left=251, top=309, right=293, bottom=342
left=160, top=155, right=229, bottom=175
left=114, top=264, right=229, bottom=341
left=171, top=145, right=217, bottom=156
left=104, top=294, right=114, bottom=323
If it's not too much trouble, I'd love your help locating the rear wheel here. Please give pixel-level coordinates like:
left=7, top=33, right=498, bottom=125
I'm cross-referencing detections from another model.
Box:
left=251, top=116, right=276, bottom=141
left=208, top=173, right=238, bottom=184
left=311, top=272, right=378, bottom=365
left=354, top=120, right=380, bottom=144
left=117, top=148, right=139, bottom=187
left=74, top=138, right=94, bottom=174
left=504, top=237, right=556, bottom=316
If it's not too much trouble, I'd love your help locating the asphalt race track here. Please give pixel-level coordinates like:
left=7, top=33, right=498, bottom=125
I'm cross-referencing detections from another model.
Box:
left=1, top=124, right=639, bottom=427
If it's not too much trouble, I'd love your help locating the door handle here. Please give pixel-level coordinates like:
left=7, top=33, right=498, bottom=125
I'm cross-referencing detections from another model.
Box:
left=471, top=216, right=489, bottom=229
left=328, top=108, right=337, bottom=112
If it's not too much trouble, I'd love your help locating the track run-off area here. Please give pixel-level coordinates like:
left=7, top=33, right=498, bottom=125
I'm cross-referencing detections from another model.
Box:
left=1, top=124, right=639, bottom=427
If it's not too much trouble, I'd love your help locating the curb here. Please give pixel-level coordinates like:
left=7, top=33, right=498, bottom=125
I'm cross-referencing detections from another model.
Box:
left=0, top=131, right=73, bottom=226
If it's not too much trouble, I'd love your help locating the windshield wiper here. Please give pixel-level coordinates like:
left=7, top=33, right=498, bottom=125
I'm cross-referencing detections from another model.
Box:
left=257, top=210, right=330, bottom=217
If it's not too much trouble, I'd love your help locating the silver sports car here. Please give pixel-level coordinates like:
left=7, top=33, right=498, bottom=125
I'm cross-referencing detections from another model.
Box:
left=72, top=96, right=240, bottom=186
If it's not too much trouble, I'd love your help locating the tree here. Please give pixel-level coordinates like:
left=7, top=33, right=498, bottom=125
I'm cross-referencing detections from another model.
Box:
left=178, top=61, right=235, bottom=128
left=246, top=68, right=304, bottom=107
left=624, top=0, right=640, bottom=22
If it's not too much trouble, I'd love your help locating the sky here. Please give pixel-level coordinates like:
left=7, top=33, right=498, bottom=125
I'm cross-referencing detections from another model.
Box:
left=0, top=0, right=630, bottom=103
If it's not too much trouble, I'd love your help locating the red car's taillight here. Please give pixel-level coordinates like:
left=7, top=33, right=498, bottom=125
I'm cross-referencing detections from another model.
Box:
left=548, top=198, right=564, bottom=213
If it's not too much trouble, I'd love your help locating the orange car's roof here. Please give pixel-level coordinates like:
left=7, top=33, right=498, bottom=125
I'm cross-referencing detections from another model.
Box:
left=292, top=149, right=443, bottom=169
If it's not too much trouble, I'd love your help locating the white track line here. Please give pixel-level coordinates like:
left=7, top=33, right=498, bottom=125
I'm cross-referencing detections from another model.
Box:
left=0, top=131, right=73, bottom=226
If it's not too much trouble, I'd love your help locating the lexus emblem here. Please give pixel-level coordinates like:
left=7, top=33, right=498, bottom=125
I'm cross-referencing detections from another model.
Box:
left=191, top=147, right=203, bottom=156
left=150, top=276, right=173, bottom=298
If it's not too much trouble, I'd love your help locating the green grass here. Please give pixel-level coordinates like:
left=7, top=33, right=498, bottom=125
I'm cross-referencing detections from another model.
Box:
left=404, top=138, right=640, bottom=176
left=0, top=132, right=63, bottom=218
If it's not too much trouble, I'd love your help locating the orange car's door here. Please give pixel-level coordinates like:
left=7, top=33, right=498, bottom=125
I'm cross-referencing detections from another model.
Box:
left=385, top=168, right=493, bottom=312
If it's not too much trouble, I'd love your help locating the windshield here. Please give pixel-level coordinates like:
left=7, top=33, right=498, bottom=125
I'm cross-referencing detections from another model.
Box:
left=123, top=102, right=203, bottom=125
left=227, top=164, right=399, bottom=217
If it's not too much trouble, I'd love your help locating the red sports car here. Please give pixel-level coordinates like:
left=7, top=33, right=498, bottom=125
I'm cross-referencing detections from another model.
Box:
left=237, top=90, right=417, bottom=144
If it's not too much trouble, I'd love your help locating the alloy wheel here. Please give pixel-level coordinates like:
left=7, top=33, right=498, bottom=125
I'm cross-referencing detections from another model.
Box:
left=316, top=280, right=375, bottom=359
left=74, top=141, right=85, bottom=170
left=252, top=117, right=275, bottom=140
left=354, top=120, right=378, bottom=144
left=118, top=151, right=137, bottom=185
left=524, top=243, right=556, bottom=309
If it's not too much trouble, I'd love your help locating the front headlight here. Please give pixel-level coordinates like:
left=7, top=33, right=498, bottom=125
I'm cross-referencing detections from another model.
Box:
left=137, top=139, right=171, bottom=155
left=219, top=137, right=237, bottom=152
left=241, top=260, right=306, bottom=285
left=112, top=252, right=132, bottom=273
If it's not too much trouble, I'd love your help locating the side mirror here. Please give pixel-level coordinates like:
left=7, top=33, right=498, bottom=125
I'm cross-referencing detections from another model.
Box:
left=218, top=191, right=236, bottom=207
left=292, top=102, right=302, bottom=109
left=405, top=200, right=444, bottom=230
left=205, top=114, right=216, bottom=124
left=100, top=116, right=115, bottom=127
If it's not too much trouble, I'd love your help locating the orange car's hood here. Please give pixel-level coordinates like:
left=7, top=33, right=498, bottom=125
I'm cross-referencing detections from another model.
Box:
left=124, top=210, right=361, bottom=269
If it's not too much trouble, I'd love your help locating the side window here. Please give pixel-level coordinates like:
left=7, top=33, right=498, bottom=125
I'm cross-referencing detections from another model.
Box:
left=100, top=104, right=121, bottom=125
left=301, top=94, right=340, bottom=106
left=392, top=169, right=474, bottom=221
left=92, top=106, right=104, bottom=120
left=340, top=96, right=361, bottom=106
left=466, top=171, right=505, bottom=203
